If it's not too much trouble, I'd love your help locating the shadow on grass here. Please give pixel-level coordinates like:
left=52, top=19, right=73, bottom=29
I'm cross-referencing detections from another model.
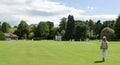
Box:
left=94, top=60, right=104, bottom=63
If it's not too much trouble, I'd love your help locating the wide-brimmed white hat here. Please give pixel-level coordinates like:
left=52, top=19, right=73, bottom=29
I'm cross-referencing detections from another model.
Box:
left=103, top=36, right=106, bottom=39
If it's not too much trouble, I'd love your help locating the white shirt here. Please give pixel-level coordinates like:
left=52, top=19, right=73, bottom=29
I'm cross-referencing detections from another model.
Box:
left=101, top=41, right=108, bottom=49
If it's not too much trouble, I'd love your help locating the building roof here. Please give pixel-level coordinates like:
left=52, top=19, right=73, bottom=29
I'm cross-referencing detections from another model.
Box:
left=4, top=33, right=18, bottom=38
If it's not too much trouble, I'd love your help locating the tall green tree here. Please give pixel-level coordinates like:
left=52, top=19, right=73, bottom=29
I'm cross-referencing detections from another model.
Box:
left=87, top=19, right=95, bottom=38
left=47, top=21, right=54, bottom=30
left=29, top=24, right=38, bottom=37
left=59, top=17, right=67, bottom=31
left=114, top=15, right=120, bottom=39
left=2, top=22, right=11, bottom=33
left=60, top=30, right=65, bottom=37
left=74, top=21, right=88, bottom=41
left=13, top=29, right=21, bottom=38
left=103, top=20, right=115, bottom=29
left=29, top=24, right=37, bottom=32
left=50, top=27, right=59, bottom=39
left=59, top=17, right=67, bottom=40
left=47, top=21, right=54, bottom=39
left=37, top=22, right=49, bottom=39
left=14, top=26, right=18, bottom=28
left=64, top=15, right=75, bottom=40
left=16, top=20, right=29, bottom=39
left=0, top=22, right=2, bottom=31
left=93, top=20, right=102, bottom=39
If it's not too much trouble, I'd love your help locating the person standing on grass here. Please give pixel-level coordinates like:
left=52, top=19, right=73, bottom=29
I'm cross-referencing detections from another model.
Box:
left=100, top=36, right=108, bottom=62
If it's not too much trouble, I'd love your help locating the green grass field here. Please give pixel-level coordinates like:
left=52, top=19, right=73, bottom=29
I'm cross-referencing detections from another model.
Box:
left=0, top=40, right=120, bottom=65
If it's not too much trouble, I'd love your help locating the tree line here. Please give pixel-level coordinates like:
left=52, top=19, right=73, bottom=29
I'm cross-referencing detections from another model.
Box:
left=0, top=15, right=120, bottom=41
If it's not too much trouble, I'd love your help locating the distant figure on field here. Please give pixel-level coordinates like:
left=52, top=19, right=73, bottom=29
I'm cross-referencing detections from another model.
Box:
left=100, top=36, right=108, bottom=62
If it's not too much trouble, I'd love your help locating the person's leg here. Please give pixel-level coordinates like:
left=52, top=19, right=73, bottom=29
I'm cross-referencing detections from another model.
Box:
left=102, top=50, right=104, bottom=61
left=102, top=49, right=107, bottom=62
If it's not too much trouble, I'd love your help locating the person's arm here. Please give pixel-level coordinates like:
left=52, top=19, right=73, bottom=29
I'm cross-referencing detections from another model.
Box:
left=100, top=42, right=103, bottom=49
left=106, top=41, right=108, bottom=49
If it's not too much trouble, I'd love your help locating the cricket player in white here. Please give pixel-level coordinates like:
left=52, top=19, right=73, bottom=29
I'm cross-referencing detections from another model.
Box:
left=100, top=36, right=108, bottom=62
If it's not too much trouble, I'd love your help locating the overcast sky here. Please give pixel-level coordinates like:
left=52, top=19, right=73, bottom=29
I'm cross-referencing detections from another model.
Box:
left=0, top=0, right=119, bottom=26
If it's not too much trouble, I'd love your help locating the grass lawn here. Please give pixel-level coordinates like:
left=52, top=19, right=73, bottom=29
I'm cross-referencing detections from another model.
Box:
left=0, top=40, right=120, bottom=65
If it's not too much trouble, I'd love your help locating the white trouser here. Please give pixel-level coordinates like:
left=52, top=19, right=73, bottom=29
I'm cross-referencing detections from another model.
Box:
left=101, top=49, right=107, bottom=59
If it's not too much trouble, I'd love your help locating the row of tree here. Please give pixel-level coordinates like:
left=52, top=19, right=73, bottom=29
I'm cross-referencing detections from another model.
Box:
left=59, top=15, right=116, bottom=41
left=0, top=15, right=120, bottom=41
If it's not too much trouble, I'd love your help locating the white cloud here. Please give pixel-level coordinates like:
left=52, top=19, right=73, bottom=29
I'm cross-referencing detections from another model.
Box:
left=0, top=0, right=118, bottom=27
left=75, top=15, right=118, bottom=22
left=87, top=6, right=96, bottom=10
left=0, top=0, right=85, bottom=26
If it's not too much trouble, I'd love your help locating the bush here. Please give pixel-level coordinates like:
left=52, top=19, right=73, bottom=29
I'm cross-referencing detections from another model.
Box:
left=0, top=31, right=5, bottom=40
left=28, top=32, right=35, bottom=39
left=101, top=27, right=115, bottom=41
left=33, top=37, right=40, bottom=40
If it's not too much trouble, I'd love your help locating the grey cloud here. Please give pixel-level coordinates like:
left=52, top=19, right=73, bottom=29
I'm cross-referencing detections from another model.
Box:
left=23, top=9, right=66, bottom=16
left=0, top=15, right=20, bottom=26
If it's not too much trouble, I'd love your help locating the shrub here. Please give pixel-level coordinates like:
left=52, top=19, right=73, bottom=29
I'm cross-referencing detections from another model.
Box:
left=101, top=27, right=115, bottom=41
left=0, top=31, right=5, bottom=40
